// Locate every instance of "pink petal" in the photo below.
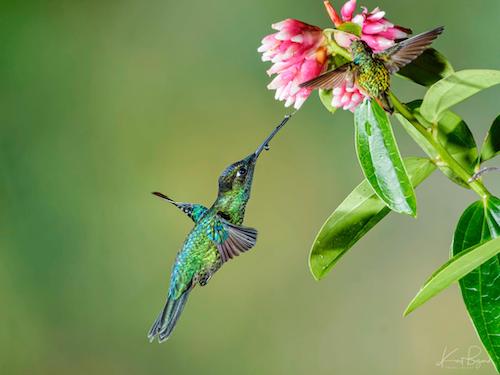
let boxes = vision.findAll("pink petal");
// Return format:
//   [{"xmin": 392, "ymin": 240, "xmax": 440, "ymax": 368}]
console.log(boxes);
[
  {"xmin": 363, "ymin": 22, "xmax": 387, "ymax": 34},
  {"xmin": 351, "ymin": 14, "xmax": 365, "ymax": 26},
  {"xmin": 343, "ymin": 99, "xmax": 356, "ymax": 111},
  {"xmin": 340, "ymin": 93, "xmax": 350, "ymax": 105},
  {"xmin": 334, "ymin": 30, "xmax": 356, "ymax": 48},
  {"xmin": 351, "ymin": 92, "xmax": 362, "ymax": 103},
  {"xmin": 294, "ymin": 93, "xmax": 308, "ymax": 109},
  {"xmin": 373, "ymin": 36, "xmax": 394, "ymax": 50},
  {"xmin": 267, "ymin": 75, "xmax": 284, "ymax": 90},
  {"xmin": 341, "ymin": 0, "xmax": 357, "ymax": 22},
  {"xmin": 378, "ymin": 28, "xmax": 408, "ymax": 40},
  {"xmin": 271, "ymin": 20, "xmax": 287, "ymax": 31},
  {"xmin": 367, "ymin": 9, "xmax": 385, "ymax": 21},
  {"xmin": 275, "ymin": 30, "xmax": 292, "ymax": 41},
  {"xmin": 334, "ymin": 87, "xmax": 344, "ymax": 96},
  {"xmin": 332, "ymin": 95, "xmax": 342, "ymax": 107},
  {"xmin": 274, "ymin": 86, "xmax": 283, "ymax": 100}
]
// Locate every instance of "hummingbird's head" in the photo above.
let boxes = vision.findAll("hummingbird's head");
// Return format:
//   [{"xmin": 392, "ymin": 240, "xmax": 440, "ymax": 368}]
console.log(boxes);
[
  {"xmin": 218, "ymin": 113, "xmax": 291, "ymax": 195},
  {"xmin": 350, "ymin": 39, "xmax": 371, "ymax": 63},
  {"xmin": 215, "ymin": 114, "xmax": 292, "ymax": 218},
  {"xmin": 218, "ymin": 153, "xmax": 258, "ymax": 195},
  {"xmin": 215, "ymin": 153, "xmax": 258, "ymax": 221}
]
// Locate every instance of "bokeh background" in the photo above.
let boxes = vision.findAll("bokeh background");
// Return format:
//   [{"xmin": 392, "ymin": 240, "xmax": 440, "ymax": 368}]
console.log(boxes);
[{"xmin": 1, "ymin": 0, "xmax": 499, "ymax": 374}]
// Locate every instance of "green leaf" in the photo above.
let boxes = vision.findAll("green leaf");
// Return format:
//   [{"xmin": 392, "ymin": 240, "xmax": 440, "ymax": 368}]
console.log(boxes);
[
  {"xmin": 354, "ymin": 99, "xmax": 417, "ymax": 216},
  {"xmin": 309, "ymin": 157, "xmax": 435, "ymax": 280},
  {"xmin": 318, "ymin": 89, "xmax": 337, "ymax": 114},
  {"xmin": 404, "ymin": 237, "xmax": 500, "ymax": 317},
  {"xmin": 452, "ymin": 196, "xmax": 500, "ymax": 372},
  {"xmin": 480, "ymin": 115, "xmax": 500, "ymax": 163},
  {"xmin": 336, "ymin": 22, "xmax": 361, "ymax": 37},
  {"xmin": 395, "ymin": 101, "xmax": 478, "ymax": 188},
  {"xmin": 421, "ymin": 69, "xmax": 500, "ymax": 123},
  {"xmin": 397, "ymin": 48, "xmax": 454, "ymax": 87}
]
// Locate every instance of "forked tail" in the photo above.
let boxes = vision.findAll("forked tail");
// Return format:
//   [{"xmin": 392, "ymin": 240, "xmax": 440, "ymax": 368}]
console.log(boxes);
[{"xmin": 148, "ymin": 288, "xmax": 192, "ymax": 343}]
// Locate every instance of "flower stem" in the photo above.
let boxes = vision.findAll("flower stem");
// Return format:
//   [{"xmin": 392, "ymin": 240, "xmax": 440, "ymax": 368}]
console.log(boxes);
[
  {"xmin": 323, "ymin": 29, "xmax": 352, "ymax": 61},
  {"xmin": 389, "ymin": 92, "xmax": 491, "ymax": 200}
]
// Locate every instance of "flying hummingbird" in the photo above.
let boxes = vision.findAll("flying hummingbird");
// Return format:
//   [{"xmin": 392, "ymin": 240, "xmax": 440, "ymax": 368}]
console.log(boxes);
[
  {"xmin": 300, "ymin": 26, "xmax": 444, "ymax": 113},
  {"xmin": 148, "ymin": 114, "xmax": 293, "ymax": 342}
]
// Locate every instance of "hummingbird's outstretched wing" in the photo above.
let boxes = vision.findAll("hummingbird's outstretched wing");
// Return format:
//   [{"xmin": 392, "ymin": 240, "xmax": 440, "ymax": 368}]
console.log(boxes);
[
  {"xmin": 209, "ymin": 215, "xmax": 258, "ymax": 263},
  {"xmin": 377, "ymin": 26, "xmax": 444, "ymax": 74},
  {"xmin": 152, "ymin": 192, "xmax": 208, "ymax": 223},
  {"xmin": 299, "ymin": 63, "xmax": 355, "ymax": 89}
]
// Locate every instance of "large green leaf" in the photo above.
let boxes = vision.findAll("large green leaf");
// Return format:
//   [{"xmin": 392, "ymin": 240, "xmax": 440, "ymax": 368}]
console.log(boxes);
[
  {"xmin": 397, "ymin": 48, "xmax": 453, "ymax": 87},
  {"xmin": 452, "ymin": 196, "xmax": 500, "ymax": 371},
  {"xmin": 355, "ymin": 99, "xmax": 417, "ymax": 216},
  {"xmin": 310, "ymin": 157, "xmax": 435, "ymax": 280},
  {"xmin": 395, "ymin": 101, "xmax": 478, "ymax": 188},
  {"xmin": 404, "ymin": 237, "xmax": 500, "ymax": 316},
  {"xmin": 480, "ymin": 115, "xmax": 500, "ymax": 164},
  {"xmin": 421, "ymin": 69, "xmax": 500, "ymax": 123}
]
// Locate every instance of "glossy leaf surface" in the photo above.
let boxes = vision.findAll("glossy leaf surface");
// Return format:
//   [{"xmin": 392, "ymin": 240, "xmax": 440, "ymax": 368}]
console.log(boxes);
[
  {"xmin": 397, "ymin": 48, "xmax": 453, "ymax": 87},
  {"xmin": 355, "ymin": 99, "xmax": 416, "ymax": 215},
  {"xmin": 404, "ymin": 236, "xmax": 500, "ymax": 317},
  {"xmin": 480, "ymin": 115, "xmax": 500, "ymax": 164},
  {"xmin": 421, "ymin": 69, "xmax": 500, "ymax": 123},
  {"xmin": 451, "ymin": 197, "xmax": 500, "ymax": 372},
  {"xmin": 310, "ymin": 157, "xmax": 435, "ymax": 280}
]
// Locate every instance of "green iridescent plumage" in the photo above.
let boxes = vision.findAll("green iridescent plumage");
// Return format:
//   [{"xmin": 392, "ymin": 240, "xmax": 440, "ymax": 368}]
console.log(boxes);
[
  {"xmin": 300, "ymin": 26, "xmax": 444, "ymax": 112},
  {"xmin": 148, "ymin": 115, "xmax": 292, "ymax": 342}
]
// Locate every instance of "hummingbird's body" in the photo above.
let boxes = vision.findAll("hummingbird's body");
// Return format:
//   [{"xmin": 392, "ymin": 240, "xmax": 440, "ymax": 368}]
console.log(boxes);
[
  {"xmin": 148, "ymin": 115, "xmax": 292, "ymax": 342},
  {"xmin": 164, "ymin": 181, "xmax": 252, "ymax": 298},
  {"xmin": 300, "ymin": 26, "xmax": 444, "ymax": 112},
  {"xmin": 352, "ymin": 45, "xmax": 391, "ymax": 103}
]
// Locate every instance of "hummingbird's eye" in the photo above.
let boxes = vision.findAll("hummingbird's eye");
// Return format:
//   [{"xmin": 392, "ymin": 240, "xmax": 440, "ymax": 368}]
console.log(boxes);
[{"xmin": 236, "ymin": 167, "xmax": 247, "ymax": 177}]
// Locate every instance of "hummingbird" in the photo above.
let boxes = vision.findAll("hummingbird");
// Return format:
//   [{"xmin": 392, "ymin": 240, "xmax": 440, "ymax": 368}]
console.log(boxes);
[
  {"xmin": 148, "ymin": 113, "xmax": 293, "ymax": 342},
  {"xmin": 300, "ymin": 26, "xmax": 444, "ymax": 113}
]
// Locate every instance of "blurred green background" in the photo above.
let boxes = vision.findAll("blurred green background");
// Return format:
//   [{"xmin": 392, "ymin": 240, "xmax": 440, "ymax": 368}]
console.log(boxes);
[{"xmin": 1, "ymin": 0, "xmax": 499, "ymax": 374}]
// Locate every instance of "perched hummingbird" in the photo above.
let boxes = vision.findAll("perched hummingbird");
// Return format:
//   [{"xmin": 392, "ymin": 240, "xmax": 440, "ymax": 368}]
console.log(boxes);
[
  {"xmin": 300, "ymin": 26, "xmax": 444, "ymax": 113},
  {"xmin": 148, "ymin": 114, "xmax": 293, "ymax": 342}
]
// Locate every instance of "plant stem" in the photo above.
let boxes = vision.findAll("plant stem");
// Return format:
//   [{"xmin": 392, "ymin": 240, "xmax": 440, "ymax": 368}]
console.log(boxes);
[
  {"xmin": 323, "ymin": 29, "xmax": 352, "ymax": 61},
  {"xmin": 389, "ymin": 92, "xmax": 491, "ymax": 200}
]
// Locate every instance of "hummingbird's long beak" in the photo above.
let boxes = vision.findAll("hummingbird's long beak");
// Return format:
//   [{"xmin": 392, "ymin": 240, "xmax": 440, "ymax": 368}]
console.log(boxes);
[{"xmin": 254, "ymin": 112, "xmax": 295, "ymax": 158}]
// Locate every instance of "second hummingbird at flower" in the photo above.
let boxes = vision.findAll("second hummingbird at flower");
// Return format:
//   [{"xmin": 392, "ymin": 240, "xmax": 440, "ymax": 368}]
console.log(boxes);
[{"xmin": 300, "ymin": 26, "xmax": 444, "ymax": 113}]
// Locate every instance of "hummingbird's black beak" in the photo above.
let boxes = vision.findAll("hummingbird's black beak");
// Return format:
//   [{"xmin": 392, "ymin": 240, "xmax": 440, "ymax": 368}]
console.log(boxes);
[{"xmin": 253, "ymin": 113, "xmax": 294, "ymax": 159}]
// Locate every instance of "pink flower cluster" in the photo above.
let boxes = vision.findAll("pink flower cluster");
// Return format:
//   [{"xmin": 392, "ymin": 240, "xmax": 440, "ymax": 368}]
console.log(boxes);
[
  {"xmin": 258, "ymin": 19, "xmax": 327, "ymax": 109},
  {"xmin": 258, "ymin": 0, "xmax": 411, "ymax": 112}
]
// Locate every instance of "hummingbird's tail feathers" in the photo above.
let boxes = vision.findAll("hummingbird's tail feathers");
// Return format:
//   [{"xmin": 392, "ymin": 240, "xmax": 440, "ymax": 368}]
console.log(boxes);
[
  {"xmin": 148, "ymin": 307, "xmax": 166, "ymax": 342},
  {"xmin": 159, "ymin": 290, "xmax": 190, "ymax": 342},
  {"xmin": 148, "ymin": 288, "xmax": 192, "ymax": 343},
  {"xmin": 380, "ymin": 26, "xmax": 444, "ymax": 74},
  {"xmin": 376, "ymin": 93, "xmax": 394, "ymax": 114}
]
